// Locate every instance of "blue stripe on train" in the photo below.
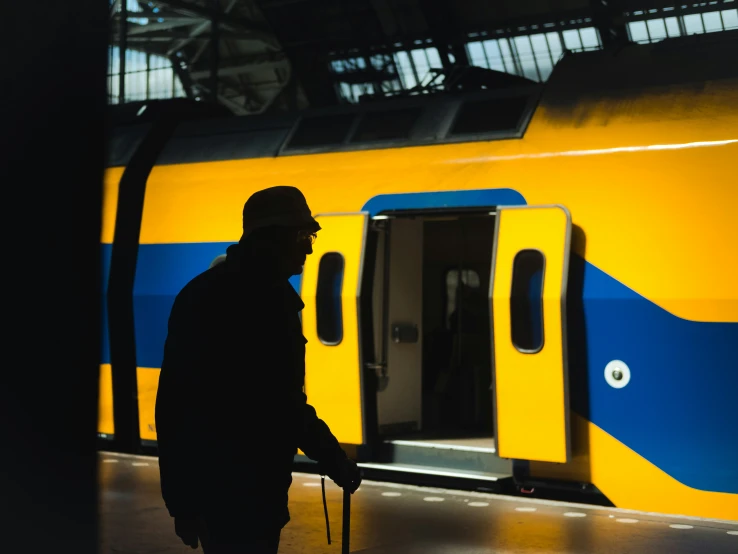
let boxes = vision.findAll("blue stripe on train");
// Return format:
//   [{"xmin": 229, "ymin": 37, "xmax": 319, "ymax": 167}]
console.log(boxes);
[
  {"xmin": 572, "ymin": 257, "xmax": 738, "ymax": 494},
  {"xmin": 111, "ymin": 188, "xmax": 738, "ymax": 495},
  {"xmin": 127, "ymin": 242, "xmax": 302, "ymax": 371},
  {"xmin": 361, "ymin": 188, "xmax": 526, "ymax": 215}
]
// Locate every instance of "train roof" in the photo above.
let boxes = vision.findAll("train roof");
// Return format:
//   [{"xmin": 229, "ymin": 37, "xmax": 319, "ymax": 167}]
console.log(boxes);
[{"xmin": 106, "ymin": 30, "xmax": 738, "ymax": 168}]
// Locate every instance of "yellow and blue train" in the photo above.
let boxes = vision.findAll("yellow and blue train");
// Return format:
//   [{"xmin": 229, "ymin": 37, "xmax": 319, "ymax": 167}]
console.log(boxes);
[{"xmin": 99, "ymin": 32, "xmax": 738, "ymax": 522}]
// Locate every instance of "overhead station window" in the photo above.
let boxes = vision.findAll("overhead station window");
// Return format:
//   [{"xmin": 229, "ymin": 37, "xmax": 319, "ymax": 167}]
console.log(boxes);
[
  {"xmin": 316, "ymin": 253, "xmax": 345, "ymax": 345},
  {"xmin": 449, "ymin": 95, "xmax": 529, "ymax": 136},
  {"xmin": 510, "ymin": 249, "xmax": 545, "ymax": 353},
  {"xmin": 350, "ymin": 108, "xmax": 422, "ymax": 143},
  {"xmin": 285, "ymin": 113, "xmax": 355, "ymax": 149}
]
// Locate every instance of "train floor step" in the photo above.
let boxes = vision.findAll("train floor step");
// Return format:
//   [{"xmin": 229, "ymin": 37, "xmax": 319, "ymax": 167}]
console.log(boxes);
[{"xmin": 380, "ymin": 436, "xmax": 513, "ymax": 476}]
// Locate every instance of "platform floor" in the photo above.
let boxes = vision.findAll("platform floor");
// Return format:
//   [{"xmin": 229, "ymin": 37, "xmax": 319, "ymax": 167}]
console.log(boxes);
[{"xmin": 99, "ymin": 452, "xmax": 738, "ymax": 553}]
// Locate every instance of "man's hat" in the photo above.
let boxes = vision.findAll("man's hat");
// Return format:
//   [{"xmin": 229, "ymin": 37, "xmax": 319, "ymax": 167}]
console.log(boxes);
[{"xmin": 241, "ymin": 186, "xmax": 321, "ymax": 239}]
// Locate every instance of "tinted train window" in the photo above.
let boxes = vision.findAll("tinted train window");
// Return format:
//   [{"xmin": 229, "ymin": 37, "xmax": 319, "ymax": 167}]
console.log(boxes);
[
  {"xmin": 510, "ymin": 249, "xmax": 545, "ymax": 353},
  {"xmin": 316, "ymin": 253, "xmax": 345, "ymax": 345},
  {"xmin": 286, "ymin": 114, "xmax": 355, "ymax": 149},
  {"xmin": 449, "ymin": 96, "xmax": 529, "ymax": 136},
  {"xmin": 350, "ymin": 108, "xmax": 422, "ymax": 143}
]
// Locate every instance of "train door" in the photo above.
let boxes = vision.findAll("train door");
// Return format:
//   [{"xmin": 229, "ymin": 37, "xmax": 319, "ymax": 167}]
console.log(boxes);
[
  {"xmin": 490, "ymin": 205, "xmax": 572, "ymax": 463},
  {"xmin": 300, "ymin": 205, "xmax": 571, "ymax": 477},
  {"xmin": 367, "ymin": 211, "xmax": 512, "ymax": 482},
  {"xmin": 301, "ymin": 213, "xmax": 369, "ymax": 448},
  {"xmin": 372, "ymin": 212, "xmax": 498, "ymax": 441}
]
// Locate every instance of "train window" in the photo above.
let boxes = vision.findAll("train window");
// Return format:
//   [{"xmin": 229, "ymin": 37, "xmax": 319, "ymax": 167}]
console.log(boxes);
[
  {"xmin": 446, "ymin": 269, "xmax": 481, "ymax": 329},
  {"xmin": 350, "ymin": 108, "xmax": 422, "ymax": 143},
  {"xmin": 316, "ymin": 253, "xmax": 345, "ymax": 345},
  {"xmin": 510, "ymin": 249, "xmax": 545, "ymax": 353},
  {"xmin": 449, "ymin": 95, "xmax": 529, "ymax": 136},
  {"xmin": 285, "ymin": 113, "xmax": 356, "ymax": 149}
]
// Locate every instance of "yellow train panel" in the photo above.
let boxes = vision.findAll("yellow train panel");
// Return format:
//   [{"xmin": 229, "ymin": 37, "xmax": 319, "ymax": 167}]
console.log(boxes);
[
  {"xmin": 97, "ymin": 363, "xmax": 114, "ymax": 436},
  {"xmin": 101, "ymin": 167, "xmax": 123, "ymax": 244},
  {"xmin": 138, "ymin": 138, "xmax": 738, "ymax": 322},
  {"xmin": 137, "ymin": 367, "xmax": 160, "ymax": 442}
]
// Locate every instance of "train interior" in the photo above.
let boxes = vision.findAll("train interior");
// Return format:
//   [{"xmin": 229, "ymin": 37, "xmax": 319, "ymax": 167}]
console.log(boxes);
[{"xmin": 369, "ymin": 211, "xmax": 513, "ymax": 480}]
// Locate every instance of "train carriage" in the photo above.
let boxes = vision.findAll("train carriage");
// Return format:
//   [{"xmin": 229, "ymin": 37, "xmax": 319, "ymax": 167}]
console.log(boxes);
[{"xmin": 99, "ymin": 32, "xmax": 738, "ymax": 522}]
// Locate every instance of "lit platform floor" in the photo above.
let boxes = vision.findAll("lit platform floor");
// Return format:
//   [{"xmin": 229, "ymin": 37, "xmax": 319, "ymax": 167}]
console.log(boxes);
[{"xmin": 99, "ymin": 452, "xmax": 738, "ymax": 553}]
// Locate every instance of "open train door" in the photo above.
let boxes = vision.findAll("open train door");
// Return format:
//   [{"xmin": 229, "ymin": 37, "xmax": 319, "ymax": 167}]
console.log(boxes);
[
  {"xmin": 490, "ymin": 205, "xmax": 572, "ymax": 463},
  {"xmin": 301, "ymin": 213, "xmax": 369, "ymax": 448}
]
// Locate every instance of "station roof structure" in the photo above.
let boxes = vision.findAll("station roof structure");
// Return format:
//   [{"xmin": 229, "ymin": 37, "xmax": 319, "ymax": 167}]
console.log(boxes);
[{"xmin": 110, "ymin": 0, "xmax": 738, "ymax": 113}]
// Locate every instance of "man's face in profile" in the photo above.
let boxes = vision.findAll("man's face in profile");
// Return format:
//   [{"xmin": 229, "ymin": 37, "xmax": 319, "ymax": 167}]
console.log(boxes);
[
  {"xmin": 277, "ymin": 226, "xmax": 316, "ymax": 276},
  {"xmin": 250, "ymin": 225, "xmax": 317, "ymax": 277}
]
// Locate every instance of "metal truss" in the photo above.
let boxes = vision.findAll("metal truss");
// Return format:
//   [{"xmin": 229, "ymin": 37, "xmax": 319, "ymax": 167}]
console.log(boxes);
[{"xmin": 109, "ymin": 0, "xmax": 292, "ymax": 114}]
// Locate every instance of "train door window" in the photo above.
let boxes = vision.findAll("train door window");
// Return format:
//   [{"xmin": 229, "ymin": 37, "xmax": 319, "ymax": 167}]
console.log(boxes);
[
  {"xmin": 510, "ymin": 249, "xmax": 545, "ymax": 353},
  {"xmin": 445, "ymin": 268, "xmax": 481, "ymax": 328},
  {"xmin": 316, "ymin": 253, "xmax": 345, "ymax": 345}
]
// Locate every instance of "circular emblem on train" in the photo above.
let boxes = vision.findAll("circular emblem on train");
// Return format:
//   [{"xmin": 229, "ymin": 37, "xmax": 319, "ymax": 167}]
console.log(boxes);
[{"xmin": 604, "ymin": 360, "xmax": 631, "ymax": 389}]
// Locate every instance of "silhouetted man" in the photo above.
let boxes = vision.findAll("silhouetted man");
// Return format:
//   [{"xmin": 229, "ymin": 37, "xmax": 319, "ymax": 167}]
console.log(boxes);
[{"xmin": 155, "ymin": 186, "xmax": 362, "ymax": 553}]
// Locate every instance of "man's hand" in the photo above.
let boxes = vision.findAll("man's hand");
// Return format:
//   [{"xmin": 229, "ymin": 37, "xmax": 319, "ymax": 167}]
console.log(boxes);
[
  {"xmin": 330, "ymin": 457, "xmax": 362, "ymax": 494},
  {"xmin": 174, "ymin": 517, "xmax": 199, "ymax": 549}
]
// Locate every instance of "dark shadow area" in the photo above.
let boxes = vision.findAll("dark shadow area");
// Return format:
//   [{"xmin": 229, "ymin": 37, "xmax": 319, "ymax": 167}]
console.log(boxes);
[
  {"xmin": 1, "ymin": 1, "xmax": 108, "ymax": 551},
  {"xmin": 567, "ymin": 225, "xmax": 591, "ymax": 432},
  {"xmin": 421, "ymin": 216, "xmax": 496, "ymax": 438},
  {"xmin": 539, "ymin": 32, "xmax": 738, "ymax": 120}
]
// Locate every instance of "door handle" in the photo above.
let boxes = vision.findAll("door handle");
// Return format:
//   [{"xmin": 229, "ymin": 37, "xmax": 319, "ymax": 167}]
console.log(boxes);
[{"xmin": 365, "ymin": 362, "xmax": 389, "ymax": 392}]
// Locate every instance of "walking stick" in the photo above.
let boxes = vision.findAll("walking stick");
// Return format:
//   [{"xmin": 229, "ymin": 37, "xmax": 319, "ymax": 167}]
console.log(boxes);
[{"xmin": 342, "ymin": 488, "xmax": 351, "ymax": 554}]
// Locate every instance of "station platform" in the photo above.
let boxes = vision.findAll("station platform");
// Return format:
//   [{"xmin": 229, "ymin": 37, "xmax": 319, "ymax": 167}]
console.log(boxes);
[{"xmin": 99, "ymin": 452, "xmax": 738, "ymax": 553}]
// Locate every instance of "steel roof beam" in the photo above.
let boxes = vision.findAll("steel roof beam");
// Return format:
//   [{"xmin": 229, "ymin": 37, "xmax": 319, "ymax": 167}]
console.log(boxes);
[
  {"xmin": 112, "ymin": 29, "xmax": 246, "ymax": 40},
  {"xmin": 166, "ymin": 20, "xmax": 211, "ymax": 55},
  {"xmin": 150, "ymin": 0, "xmax": 269, "ymax": 34},
  {"xmin": 165, "ymin": 1, "xmax": 239, "ymax": 57},
  {"xmin": 125, "ymin": 20, "xmax": 203, "ymax": 34},
  {"xmin": 111, "ymin": 13, "xmax": 200, "ymax": 22},
  {"xmin": 189, "ymin": 53, "xmax": 287, "ymax": 78}
]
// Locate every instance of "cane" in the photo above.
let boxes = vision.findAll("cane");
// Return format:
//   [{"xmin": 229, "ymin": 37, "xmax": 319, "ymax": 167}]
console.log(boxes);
[{"xmin": 342, "ymin": 488, "xmax": 351, "ymax": 554}]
